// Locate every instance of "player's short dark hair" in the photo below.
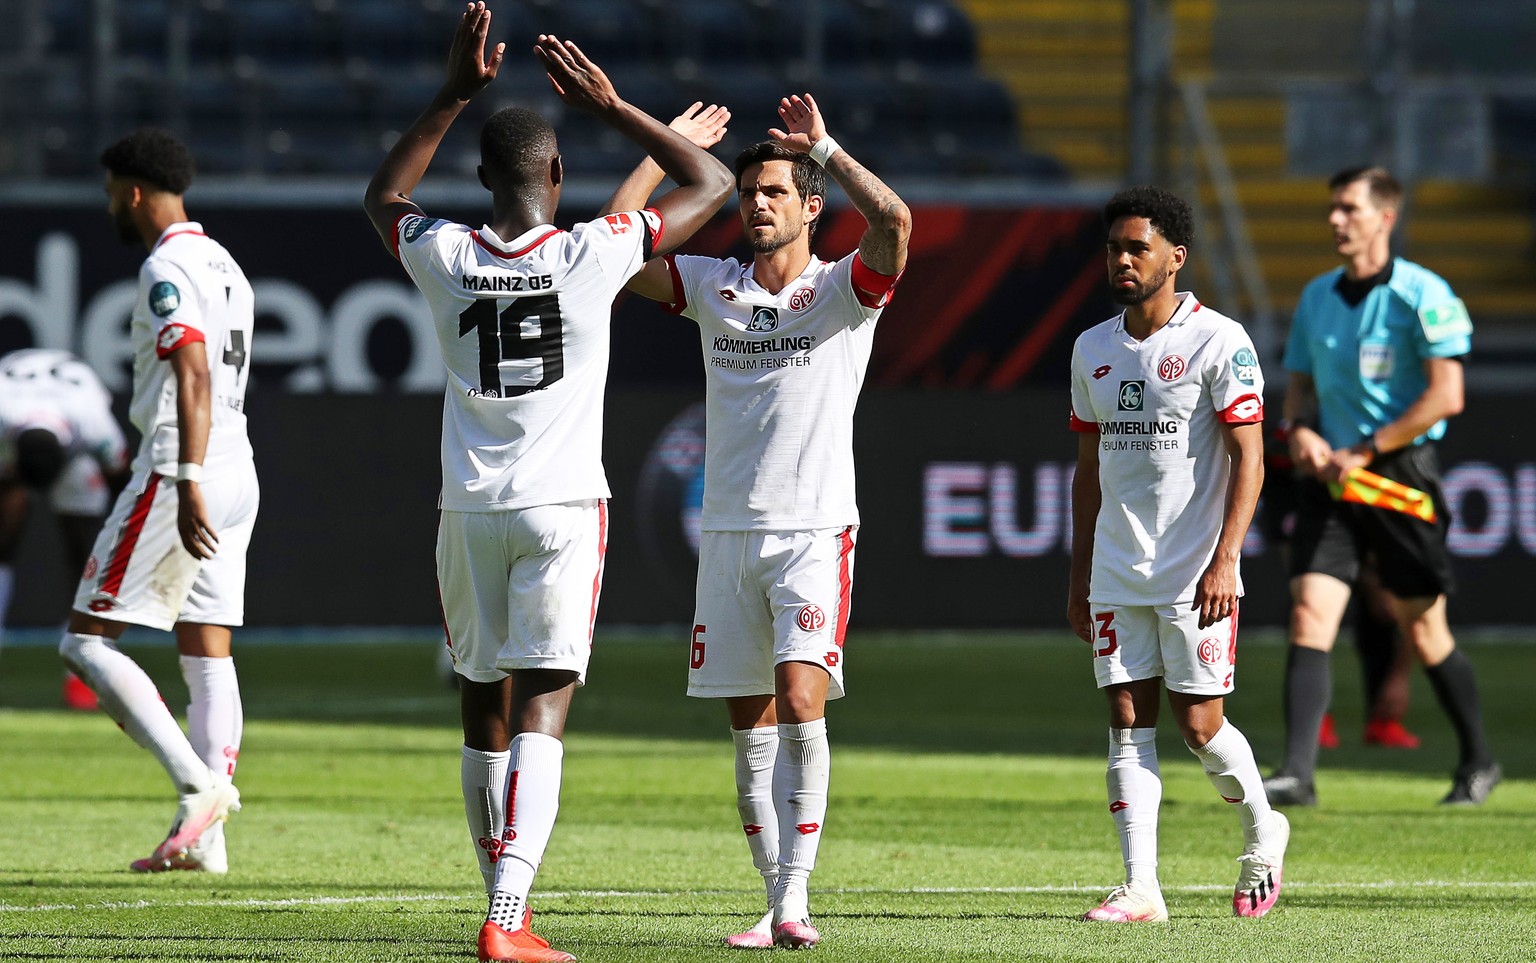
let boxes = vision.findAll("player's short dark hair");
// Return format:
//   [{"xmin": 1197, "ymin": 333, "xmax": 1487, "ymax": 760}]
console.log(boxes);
[
  {"xmin": 480, "ymin": 107, "xmax": 559, "ymax": 190},
  {"xmin": 1329, "ymin": 165, "xmax": 1403, "ymax": 210},
  {"xmin": 99, "ymin": 127, "xmax": 195, "ymax": 195},
  {"xmin": 734, "ymin": 141, "xmax": 827, "ymax": 238},
  {"xmin": 13, "ymin": 428, "xmax": 66, "ymax": 490},
  {"xmin": 1103, "ymin": 186, "xmax": 1194, "ymax": 249}
]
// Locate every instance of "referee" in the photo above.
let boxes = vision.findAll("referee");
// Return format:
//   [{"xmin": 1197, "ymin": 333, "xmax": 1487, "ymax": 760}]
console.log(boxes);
[{"xmin": 1263, "ymin": 166, "xmax": 1500, "ymax": 807}]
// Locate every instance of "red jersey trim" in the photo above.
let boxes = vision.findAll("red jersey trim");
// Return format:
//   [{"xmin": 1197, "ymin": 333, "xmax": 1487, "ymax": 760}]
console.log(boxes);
[
  {"xmin": 155, "ymin": 323, "xmax": 206, "ymax": 359},
  {"xmin": 1220, "ymin": 393, "xmax": 1264, "ymax": 424},
  {"xmin": 643, "ymin": 206, "xmax": 664, "ymax": 260},
  {"xmin": 851, "ymin": 254, "xmax": 903, "ymax": 309},
  {"xmin": 834, "ymin": 526, "xmax": 855, "ymax": 648},
  {"xmin": 389, "ymin": 211, "xmax": 414, "ymax": 261},
  {"xmin": 662, "ymin": 255, "xmax": 688, "ymax": 315},
  {"xmin": 1069, "ymin": 411, "xmax": 1100, "ymax": 433},
  {"xmin": 153, "ymin": 229, "xmax": 207, "ymax": 253},
  {"xmin": 473, "ymin": 228, "xmax": 562, "ymax": 259}
]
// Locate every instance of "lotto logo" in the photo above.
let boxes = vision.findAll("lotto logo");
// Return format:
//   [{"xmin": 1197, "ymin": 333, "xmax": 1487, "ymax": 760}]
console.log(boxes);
[
  {"xmin": 789, "ymin": 286, "xmax": 816, "ymax": 311},
  {"xmin": 795, "ymin": 822, "xmax": 820, "ymax": 835},
  {"xmin": 158, "ymin": 325, "xmax": 186, "ymax": 351},
  {"xmin": 797, "ymin": 605, "xmax": 825, "ymax": 631},
  {"xmin": 1092, "ymin": 364, "xmax": 1113, "ymax": 380},
  {"xmin": 604, "ymin": 212, "xmax": 633, "ymax": 234},
  {"xmin": 1108, "ymin": 800, "xmax": 1128, "ymax": 814},
  {"xmin": 1198, "ymin": 638, "xmax": 1222, "ymax": 664},
  {"xmin": 1158, "ymin": 355, "xmax": 1186, "ymax": 381},
  {"xmin": 743, "ymin": 824, "xmax": 764, "ymax": 837},
  {"xmin": 824, "ymin": 651, "xmax": 839, "ymax": 667},
  {"xmin": 88, "ymin": 598, "xmax": 115, "ymax": 613}
]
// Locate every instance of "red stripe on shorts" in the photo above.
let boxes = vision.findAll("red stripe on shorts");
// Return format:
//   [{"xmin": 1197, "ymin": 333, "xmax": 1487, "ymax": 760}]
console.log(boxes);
[
  {"xmin": 99, "ymin": 477, "xmax": 161, "ymax": 598},
  {"xmin": 834, "ymin": 526, "xmax": 854, "ymax": 647},
  {"xmin": 587, "ymin": 501, "xmax": 609, "ymax": 642}
]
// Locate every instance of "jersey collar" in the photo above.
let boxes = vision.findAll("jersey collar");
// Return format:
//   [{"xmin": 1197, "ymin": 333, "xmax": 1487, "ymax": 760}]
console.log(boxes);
[
  {"xmin": 151, "ymin": 221, "xmax": 205, "ymax": 253},
  {"xmin": 1114, "ymin": 291, "xmax": 1200, "ymax": 333},
  {"xmin": 741, "ymin": 255, "xmax": 825, "ymax": 297},
  {"xmin": 475, "ymin": 224, "xmax": 561, "ymax": 258}
]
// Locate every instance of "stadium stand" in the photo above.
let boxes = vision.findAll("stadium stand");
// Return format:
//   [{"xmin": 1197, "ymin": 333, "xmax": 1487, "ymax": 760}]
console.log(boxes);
[{"xmin": 4, "ymin": 0, "xmax": 1052, "ymax": 181}]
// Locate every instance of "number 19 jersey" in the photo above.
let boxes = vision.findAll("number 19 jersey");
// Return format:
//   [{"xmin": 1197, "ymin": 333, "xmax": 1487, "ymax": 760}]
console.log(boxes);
[{"xmin": 396, "ymin": 210, "xmax": 661, "ymax": 512}]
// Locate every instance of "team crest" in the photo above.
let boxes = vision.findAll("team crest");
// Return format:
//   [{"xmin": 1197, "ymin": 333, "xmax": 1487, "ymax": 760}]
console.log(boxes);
[
  {"xmin": 1117, "ymin": 380, "xmax": 1145, "ymax": 411},
  {"xmin": 797, "ymin": 604, "xmax": 826, "ymax": 631},
  {"xmin": 149, "ymin": 281, "xmax": 180, "ymax": 317},
  {"xmin": 789, "ymin": 286, "xmax": 816, "ymax": 311},
  {"xmin": 1198, "ymin": 638, "xmax": 1222, "ymax": 664},
  {"xmin": 747, "ymin": 306, "xmax": 780, "ymax": 332},
  {"xmin": 1157, "ymin": 355, "xmax": 1186, "ymax": 381}
]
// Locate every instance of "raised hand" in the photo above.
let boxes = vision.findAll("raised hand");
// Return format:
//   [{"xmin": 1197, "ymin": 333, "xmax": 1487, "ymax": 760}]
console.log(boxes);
[
  {"xmin": 534, "ymin": 34, "xmax": 621, "ymax": 114},
  {"xmin": 670, "ymin": 102, "xmax": 730, "ymax": 150},
  {"xmin": 444, "ymin": 2, "xmax": 505, "ymax": 101},
  {"xmin": 768, "ymin": 93, "xmax": 827, "ymax": 153}
]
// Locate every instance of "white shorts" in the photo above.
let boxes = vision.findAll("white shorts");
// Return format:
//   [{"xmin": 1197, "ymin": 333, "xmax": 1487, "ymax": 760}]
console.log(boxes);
[
  {"xmin": 437, "ymin": 500, "xmax": 608, "ymax": 685},
  {"xmin": 687, "ymin": 527, "xmax": 855, "ymax": 700},
  {"xmin": 74, "ymin": 460, "xmax": 259, "ymax": 631},
  {"xmin": 50, "ymin": 454, "xmax": 112, "ymax": 516},
  {"xmin": 1089, "ymin": 601, "xmax": 1239, "ymax": 696}
]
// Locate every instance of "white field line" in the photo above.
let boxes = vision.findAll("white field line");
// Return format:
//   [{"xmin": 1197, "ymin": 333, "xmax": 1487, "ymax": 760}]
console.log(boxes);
[{"xmin": 2, "ymin": 879, "xmax": 1533, "ymax": 913}]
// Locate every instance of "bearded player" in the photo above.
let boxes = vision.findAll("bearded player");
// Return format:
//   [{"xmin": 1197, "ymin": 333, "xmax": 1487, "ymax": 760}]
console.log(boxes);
[{"xmin": 1068, "ymin": 186, "xmax": 1289, "ymax": 922}]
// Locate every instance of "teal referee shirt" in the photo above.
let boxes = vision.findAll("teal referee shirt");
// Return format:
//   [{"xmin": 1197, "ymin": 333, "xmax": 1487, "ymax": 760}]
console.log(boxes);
[{"xmin": 1283, "ymin": 257, "xmax": 1472, "ymax": 450}]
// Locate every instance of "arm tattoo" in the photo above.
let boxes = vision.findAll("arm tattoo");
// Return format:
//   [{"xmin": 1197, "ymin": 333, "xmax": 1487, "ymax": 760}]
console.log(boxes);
[{"xmin": 825, "ymin": 151, "xmax": 910, "ymax": 275}]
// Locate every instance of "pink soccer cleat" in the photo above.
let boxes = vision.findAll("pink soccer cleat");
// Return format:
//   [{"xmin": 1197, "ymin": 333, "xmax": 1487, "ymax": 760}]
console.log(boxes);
[
  {"xmin": 724, "ymin": 912, "xmax": 775, "ymax": 949},
  {"xmin": 148, "ymin": 782, "xmax": 240, "ymax": 867},
  {"xmin": 1234, "ymin": 811, "xmax": 1290, "ymax": 918},
  {"xmin": 772, "ymin": 919, "xmax": 821, "ymax": 950},
  {"xmin": 1082, "ymin": 882, "xmax": 1168, "ymax": 922}
]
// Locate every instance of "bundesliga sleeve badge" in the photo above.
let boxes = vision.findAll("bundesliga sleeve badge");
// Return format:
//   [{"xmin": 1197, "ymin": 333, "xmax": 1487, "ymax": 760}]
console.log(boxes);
[{"xmin": 149, "ymin": 281, "xmax": 181, "ymax": 317}]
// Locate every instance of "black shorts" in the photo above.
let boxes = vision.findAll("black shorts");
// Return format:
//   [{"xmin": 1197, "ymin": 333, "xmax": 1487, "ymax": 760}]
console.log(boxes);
[{"xmin": 1288, "ymin": 443, "xmax": 1456, "ymax": 598}]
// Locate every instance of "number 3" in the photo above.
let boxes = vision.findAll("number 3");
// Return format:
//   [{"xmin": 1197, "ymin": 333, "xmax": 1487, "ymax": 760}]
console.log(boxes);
[{"xmin": 1094, "ymin": 612, "xmax": 1118, "ymax": 657}]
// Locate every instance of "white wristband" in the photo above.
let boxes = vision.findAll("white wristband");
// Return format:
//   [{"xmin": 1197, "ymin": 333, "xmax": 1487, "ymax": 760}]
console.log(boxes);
[
  {"xmin": 175, "ymin": 462, "xmax": 203, "ymax": 484},
  {"xmin": 807, "ymin": 135, "xmax": 841, "ymax": 167}
]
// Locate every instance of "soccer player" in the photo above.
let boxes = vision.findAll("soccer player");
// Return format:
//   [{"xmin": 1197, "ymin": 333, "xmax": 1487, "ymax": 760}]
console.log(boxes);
[
  {"xmin": 61, "ymin": 128, "xmax": 258, "ymax": 874},
  {"xmin": 362, "ymin": 7, "xmax": 732, "ymax": 962},
  {"xmin": 609, "ymin": 93, "xmax": 911, "ymax": 949},
  {"xmin": 1263, "ymin": 166, "xmax": 1500, "ymax": 807},
  {"xmin": 1068, "ymin": 187, "xmax": 1289, "ymax": 922},
  {"xmin": 0, "ymin": 348, "xmax": 130, "ymax": 709}
]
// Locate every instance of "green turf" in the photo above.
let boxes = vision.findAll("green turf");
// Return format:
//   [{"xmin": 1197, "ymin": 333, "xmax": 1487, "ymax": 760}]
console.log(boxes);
[{"xmin": 0, "ymin": 631, "xmax": 1531, "ymax": 962}]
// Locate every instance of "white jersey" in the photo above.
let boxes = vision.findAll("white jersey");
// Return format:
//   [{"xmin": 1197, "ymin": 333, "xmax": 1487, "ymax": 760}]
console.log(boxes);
[
  {"xmin": 1069, "ymin": 293, "xmax": 1264, "ymax": 605},
  {"xmin": 0, "ymin": 349, "xmax": 127, "ymax": 476},
  {"xmin": 129, "ymin": 222, "xmax": 255, "ymax": 478},
  {"xmin": 663, "ymin": 252, "xmax": 898, "ymax": 530},
  {"xmin": 395, "ymin": 209, "xmax": 662, "ymax": 512}
]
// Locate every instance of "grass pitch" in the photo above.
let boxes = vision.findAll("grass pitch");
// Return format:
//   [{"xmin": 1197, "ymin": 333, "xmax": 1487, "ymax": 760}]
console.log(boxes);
[{"xmin": 0, "ymin": 629, "xmax": 1531, "ymax": 962}]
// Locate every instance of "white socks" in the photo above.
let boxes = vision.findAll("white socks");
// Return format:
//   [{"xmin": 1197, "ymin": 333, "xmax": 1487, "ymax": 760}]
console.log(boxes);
[
  {"xmin": 488, "ymin": 732, "xmax": 564, "ymax": 925},
  {"xmin": 732, "ymin": 726, "xmax": 781, "ymax": 911},
  {"xmin": 180, "ymin": 655, "xmax": 242, "ymax": 783},
  {"xmin": 462, "ymin": 746, "xmax": 511, "ymax": 896},
  {"xmin": 1107, "ymin": 727, "xmax": 1161, "ymax": 886},
  {"xmin": 60, "ymin": 633, "xmax": 214, "ymax": 795},
  {"xmin": 772, "ymin": 718, "xmax": 830, "ymax": 924},
  {"xmin": 1186, "ymin": 718, "xmax": 1277, "ymax": 850}
]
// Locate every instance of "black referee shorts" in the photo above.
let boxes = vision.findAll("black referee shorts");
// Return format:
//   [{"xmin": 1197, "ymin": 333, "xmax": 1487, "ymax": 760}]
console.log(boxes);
[{"xmin": 1288, "ymin": 443, "xmax": 1456, "ymax": 598}]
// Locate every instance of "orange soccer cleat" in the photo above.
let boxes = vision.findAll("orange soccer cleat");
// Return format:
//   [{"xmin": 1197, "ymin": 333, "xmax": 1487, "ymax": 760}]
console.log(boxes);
[{"xmin": 478, "ymin": 918, "xmax": 576, "ymax": 963}]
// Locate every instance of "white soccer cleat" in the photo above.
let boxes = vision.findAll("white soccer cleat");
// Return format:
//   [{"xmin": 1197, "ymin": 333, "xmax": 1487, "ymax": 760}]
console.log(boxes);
[
  {"xmin": 723, "ymin": 911, "xmax": 774, "ymax": 949},
  {"xmin": 772, "ymin": 919, "xmax": 821, "ymax": 950},
  {"xmin": 1234, "ymin": 811, "xmax": 1289, "ymax": 918},
  {"xmin": 146, "ymin": 782, "xmax": 241, "ymax": 867},
  {"xmin": 1082, "ymin": 881, "xmax": 1169, "ymax": 922}
]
